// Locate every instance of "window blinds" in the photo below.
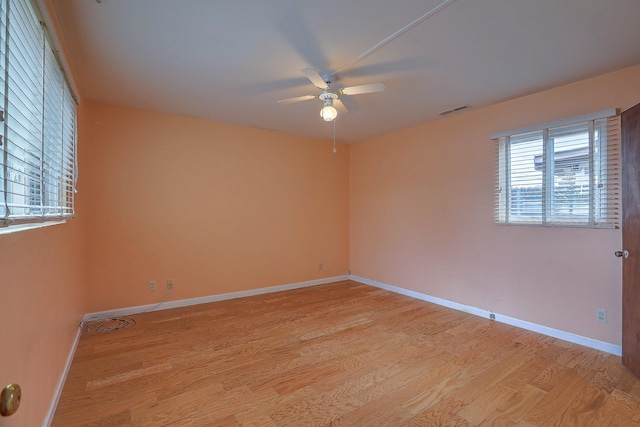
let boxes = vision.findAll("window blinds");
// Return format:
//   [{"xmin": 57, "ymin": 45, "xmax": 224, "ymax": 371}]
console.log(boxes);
[
  {"xmin": 0, "ymin": 0, "xmax": 77, "ymax": 227},
  {"xmin": 493, "ymin": 110, "xmax": 620, "ymax": 228}
]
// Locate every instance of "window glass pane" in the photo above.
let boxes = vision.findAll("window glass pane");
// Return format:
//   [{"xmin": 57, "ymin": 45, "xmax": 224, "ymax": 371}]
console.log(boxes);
[
  {"xmin": 5, "ymin": 0, "xmax": 44, "ymax": 218},
  {"xmin": 43, "ymin": 36, "xmax": 64, "ymax": 215},
  {"xmin": 509, "ymin": 131, "xmax": 543, "ymax": 222},
  {"xmin": 549, "ymin": 122, "xmax": 590, "ymax": 223},
  {"xmin": 593, "ymin": 118, "xmax": 607, "ymax": 223}
]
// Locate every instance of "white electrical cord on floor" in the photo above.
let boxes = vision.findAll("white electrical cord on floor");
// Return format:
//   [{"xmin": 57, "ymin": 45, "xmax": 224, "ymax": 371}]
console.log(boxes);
[{"xmin": 80, "ymin": 287, "xmax": 173, "ymax": 334}]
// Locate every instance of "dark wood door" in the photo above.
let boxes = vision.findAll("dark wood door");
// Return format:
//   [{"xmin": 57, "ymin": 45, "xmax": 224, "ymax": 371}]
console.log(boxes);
[{"xmin": 622, "ymin": 102, "xmax": 640, "ymax": 376}]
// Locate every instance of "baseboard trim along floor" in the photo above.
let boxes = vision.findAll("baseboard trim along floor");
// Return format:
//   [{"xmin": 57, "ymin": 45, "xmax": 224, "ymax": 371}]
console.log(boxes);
[
  {"xmin": 43, "ymin": 328, "xmax": 82, "ymax": 427},
  {"xmin": 351, "ymin": 275, "xmax": 622, "ymax": 356},
  {"xmin": 83, "ymin": 275, "xmax": 350, "ymax": 320}
]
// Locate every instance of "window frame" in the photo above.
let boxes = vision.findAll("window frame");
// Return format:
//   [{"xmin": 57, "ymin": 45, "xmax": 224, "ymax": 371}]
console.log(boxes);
[{"xmin": 491, "ymin": 109, "xmax": 620, "ymax": 229}]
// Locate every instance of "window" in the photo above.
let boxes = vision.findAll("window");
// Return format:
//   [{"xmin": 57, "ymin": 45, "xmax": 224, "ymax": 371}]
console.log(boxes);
[
  {"xmin": 0, "ymin": 0, "xmax": 77, "ymax": 228},
  {"xmin": 492, "ymin": 109, "xmax": 620, "ymax": 228}
]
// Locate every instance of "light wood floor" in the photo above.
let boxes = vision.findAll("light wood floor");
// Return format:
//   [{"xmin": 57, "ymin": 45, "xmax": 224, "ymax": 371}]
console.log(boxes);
[{"xmin": 53, "ymin": 280, "xmax": 640, "ymax": 426}]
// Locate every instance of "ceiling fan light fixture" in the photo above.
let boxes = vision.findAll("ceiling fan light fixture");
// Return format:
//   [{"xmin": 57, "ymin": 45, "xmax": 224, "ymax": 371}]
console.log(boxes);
[
  {"xmin": 320, "ymin": 102, "xmax": 337, "ymax": 121},
  {"xmin": 319, "ymin": 92, "xmax": 338, "ymax": 121}
]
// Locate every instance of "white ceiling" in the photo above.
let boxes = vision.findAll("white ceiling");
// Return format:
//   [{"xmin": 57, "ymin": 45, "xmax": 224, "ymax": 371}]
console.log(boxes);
[{"xmin": 51, "ymin": 0, "xmax": 640, "ymax": 143}]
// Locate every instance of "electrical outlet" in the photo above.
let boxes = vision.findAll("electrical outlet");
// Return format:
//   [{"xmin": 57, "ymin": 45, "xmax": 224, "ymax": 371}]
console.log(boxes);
[
  {"xmin": 149, "ymin": 280, "xmax": 157, "ymax": 291},
  {"xmin": 489, "ymin": 312, "xmax": 496, "ymax": 320},
  {"xmin": 167, "ymin": 279, "xmax": 174, "ymax": 290},
  {"xmin": 318, "ymin": 263, "xmax": 323, "ymax": 270},
  {"xmin": 596, "ymin": 308, "xmax": 607, "ymax": 324}
]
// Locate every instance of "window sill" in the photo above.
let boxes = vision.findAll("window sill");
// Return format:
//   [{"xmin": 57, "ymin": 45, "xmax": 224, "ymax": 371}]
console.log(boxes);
[
  {"xmin": 0, "ymin": 220, "xmax": 67, "ymax": 235},
  {"xmin": 495, "ymin": 221, "xmax": 617, "ymax": 229}
]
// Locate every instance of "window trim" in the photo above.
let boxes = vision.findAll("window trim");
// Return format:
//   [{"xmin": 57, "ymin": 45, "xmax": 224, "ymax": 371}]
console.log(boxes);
[
  {"xmin": 0, "ymin": 218, "xmax": 64, "ymax": 235},
  {"xmin": 34, "ymin": 0, "xmax": 80, "ymax": 104},
  {"xmin": 490, "ymin": 108, "xmax": 617, "ymax": 140}
]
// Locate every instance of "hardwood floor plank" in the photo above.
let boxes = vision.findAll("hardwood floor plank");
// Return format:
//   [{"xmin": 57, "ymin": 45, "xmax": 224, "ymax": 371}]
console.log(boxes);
[
  {"xmin": 263, "ymin": 365, "xmax": 342, "ymax": 395},
  {"xmin": 452, "ymin": 328, "xmax": 522, "ymax": 367},
  {"xmin": 528, "ymin": 362, "xmax": 573, "ymax": 393},
  {"xmin": 400, "ymin": 361, "xmax": 475, "ymax": 415},
  {"xmin": 360, "ymin": 406, "xmax": 415, "ymax": 427},
  {"xmin": 129, "ymin": 382, "xmax": 240, "ymax": 426},
  {"xmin": 312, "ymin": 345, "xmax": 419, "ymax": 394},
  {"xmin": 481, "ymin": 384, "xmax": 546, "ymax": 426},
  {"xmin": 499, "ymin": 343, "xmax": 564, "ymax": 391},
  {"xmin": 556, "ymin": 381, "xmax": 608, "ymax": 426},
  {"xmin": 452, "ymin": 348, "xmax": 532, "ymax": 404},
  {"xmin": 234, "ymin": 386, "xmax": 318, "ymax": 425},
  {"xmin": 590, "ymin": 388, "xmax": 639, "ymax": 426},
  {"xmin": 269, "ymin": 388, "xmax": 363, "ymax": 427},
  {"xmin": 86, "ymin": 362, "xmax": 172, "ymax": 390},
  {"xmin": 351, "ymin": 365, "xmax": 426, "ymax": 405},
  {"xmin": 240, "ymin": 415, "xmax": 279, "ymax": 427},
  {"xmin": 342, "ymin": 364, "xmax": 457, "ymax": 425},
  {"xmin": 161, "ymin": 418, "xmax": 194, "ymax": 427},
  {"xmin": 152, "ymin": 369, "xmax": 225, "ymax": 402},
  {"xmin": 441, "ymin": 415, "xmax": 476, "ymax": 426},
  {"xmin": 340, "ymin": 398, "xmax": 410, "ymax": 426},
  {"xmin": 53, "ymin": 390, "xmax": 155, "ymax": 426},
  {"xmin": 401, "ymin": 395, "xmax": 466, "ymax": 426},
  {"xmin": 322, "ymin": 362, "xmax": 406, "ymax": 398},
  {"xmin": 457, "ymin": 383, "xmax": 516, "ymax": 425},
  {"xmin": 521, "ymin": 369, "xmax": 591, "ymax": 426},
  {"xmin": 196, "ymin": 414, "xmax": 239, "ymax": 427},
  {"xmin": 323, "ymin": 418, "xmax": 356, "ymax": 427},
  {"xmin": 51, "ymin": 281, "xmax": 639, "ymax": 426}
]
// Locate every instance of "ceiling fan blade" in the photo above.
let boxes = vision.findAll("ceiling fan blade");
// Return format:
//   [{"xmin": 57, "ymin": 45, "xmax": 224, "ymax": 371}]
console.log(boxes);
[
  {"xmin": 339, "ymin": 82, "xmax": 386, "ymax": 96},
  {"xmin": 277, "ymin": 94, "xmax": 316, "ymax": 104},
  {"xmin": 301, "ymin": 67, "xmax": 329, "ymax": 90},
  {"xmin": 334, "ymin": 98, "xmax": 348, "ymax": 114}
]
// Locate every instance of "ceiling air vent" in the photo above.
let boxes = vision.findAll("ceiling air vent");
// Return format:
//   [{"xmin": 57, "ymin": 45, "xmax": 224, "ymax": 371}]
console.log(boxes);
[{"xmin": 439, "ymin": 105, "xmax": 470, "ymax": 116}]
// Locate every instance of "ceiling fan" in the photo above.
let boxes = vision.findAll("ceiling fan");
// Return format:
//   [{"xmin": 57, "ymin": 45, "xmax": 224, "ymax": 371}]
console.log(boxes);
[
  {"xmin": 278, "ymin": 68, "xmax": 386, "ymax": 121},
  {"xmin": 277, "ymin": 0, "xmax": 457, "ymax": 126}
]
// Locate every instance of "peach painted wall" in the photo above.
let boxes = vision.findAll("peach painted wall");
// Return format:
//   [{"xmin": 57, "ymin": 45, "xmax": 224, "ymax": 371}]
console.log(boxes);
[
  {"xmin": 82, "ymin": 102, "xmax": 349, "ymax": 313},
  {"xmin": 0, "ymin": 3, "xmax": 86, "ymax": 423},
  {"xmin": 0, "ymin": 112, "xmax": 85, "ymax": 427},
  {"xmin": 350, "ymin": 64, "xmax": 640, "ymax": 346}
]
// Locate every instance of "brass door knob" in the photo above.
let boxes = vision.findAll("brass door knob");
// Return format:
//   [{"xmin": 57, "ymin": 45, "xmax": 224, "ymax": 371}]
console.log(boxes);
[{"xmin": 0, "ymin": 384, "xmax": 21, "ymax": 416}]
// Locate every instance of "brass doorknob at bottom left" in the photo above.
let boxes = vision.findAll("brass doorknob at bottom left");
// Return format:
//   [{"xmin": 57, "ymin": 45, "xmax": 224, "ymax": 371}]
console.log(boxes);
[{"xmin": 0, "ymin": 384, "xmax": 21, "ymax": 417}]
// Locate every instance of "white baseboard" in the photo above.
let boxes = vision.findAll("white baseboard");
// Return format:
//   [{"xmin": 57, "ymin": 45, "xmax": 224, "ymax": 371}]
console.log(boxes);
[
  {"xmin": 84, "ymin": 275, "xmax": 349, "ymax": 320},
  {"xmin": 43, "ymin": 327, "xmax": 82, "ymax": 427},
  {"xmin": 351, "ymin": 275, "xmax": 622, "ymax": 356}
]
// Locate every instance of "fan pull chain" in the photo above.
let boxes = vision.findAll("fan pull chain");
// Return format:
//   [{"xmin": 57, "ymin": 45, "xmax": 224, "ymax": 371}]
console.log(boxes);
[{"xmin": 333, "ymin": 118, "xmax": 337, "ymax": 153}]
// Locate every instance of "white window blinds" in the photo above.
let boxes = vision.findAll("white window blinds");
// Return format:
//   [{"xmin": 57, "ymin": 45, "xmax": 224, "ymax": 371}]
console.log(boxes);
[
  {"xmin": 0, "ymin": 0, "xmax": 77, "ymax": 227},
  {"xmin": 492, "ymin": 109, "xmax": 620, "ymax": 228}
]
